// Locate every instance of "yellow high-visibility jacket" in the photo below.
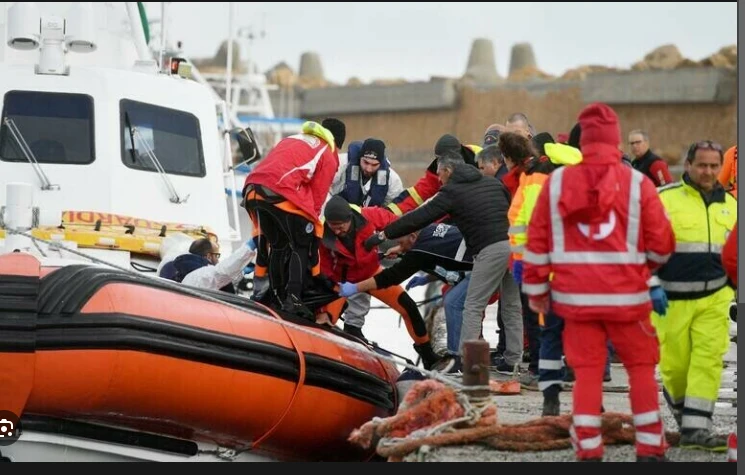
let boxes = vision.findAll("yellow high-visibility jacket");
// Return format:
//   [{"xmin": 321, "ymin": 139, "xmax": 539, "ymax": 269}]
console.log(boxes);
[
  {"xmin": 657, "ymin": 176, "xmax": 737, "ymax": 300},
  {"xmin": 508, "ymin": 143, "xmax": 583, "ymax": 260}
]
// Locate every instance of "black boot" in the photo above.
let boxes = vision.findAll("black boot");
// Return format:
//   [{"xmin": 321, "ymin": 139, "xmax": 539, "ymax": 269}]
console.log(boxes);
[
  {"xmin": 281, "ymin": 294, "xmax": 314, "ymax": 321},
  {"xmin": 413, "ymin": 341, "xmax": 443, "ymax": 371},
  {"xmin": 343, "ymin": 323, "xmax": 367, "ymax": 342},
  {"xmin": 542, "ymin": 387, "xmax": 561, "ymax": 416}
]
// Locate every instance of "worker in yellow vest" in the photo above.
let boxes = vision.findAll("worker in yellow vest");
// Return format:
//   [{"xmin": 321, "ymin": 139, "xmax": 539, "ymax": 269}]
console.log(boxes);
[{"xmin": 653, "ymin": 140, "xmax": 737, "ymax": 452}]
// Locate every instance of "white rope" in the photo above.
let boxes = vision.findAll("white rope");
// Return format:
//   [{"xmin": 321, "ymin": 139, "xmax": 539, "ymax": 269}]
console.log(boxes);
[{"xmin": 4, "ymin": 228, "xmax": 469, "ymax": 391}]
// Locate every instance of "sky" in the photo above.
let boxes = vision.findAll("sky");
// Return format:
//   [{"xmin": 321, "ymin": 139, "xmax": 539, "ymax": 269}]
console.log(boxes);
[{"xmin": 143, "ymin": 2, "xmax": 738, "ymax": 84}]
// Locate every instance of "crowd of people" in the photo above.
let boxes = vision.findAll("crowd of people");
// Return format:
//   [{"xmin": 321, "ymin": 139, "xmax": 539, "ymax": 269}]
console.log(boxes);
[{"xmin": 157, "ymin": 103, "xmax": 737, "ymax": 462}]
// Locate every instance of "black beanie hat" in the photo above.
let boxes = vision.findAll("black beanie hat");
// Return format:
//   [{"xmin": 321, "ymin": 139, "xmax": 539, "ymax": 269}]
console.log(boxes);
[
  {"xmin": 322, "ymin": 118, "xmax": 346, "ymax": 149},
  {"xmin": 434, "ymin": 134, "xmax": 461, "ymax": 157},
  {"xmin": 568, "ymin": 123, "xmax": 582, "ymax": 149},
  {"xmin": 360, "ymin": 138, "xmax": 385, "ymax": 162},
  {"xmin": 324, "ymin": 195, "xmax": 353, "ymax": 222}
]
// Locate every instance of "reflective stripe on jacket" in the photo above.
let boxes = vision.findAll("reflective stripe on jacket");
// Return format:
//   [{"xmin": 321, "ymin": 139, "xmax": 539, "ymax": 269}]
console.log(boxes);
[
  {"xmin": 657, "ymin": 175, "xmax": 737, "ymax": 300},
  {"xmin": 509, "ymin": 143, "xmax": 583, "ymax": 259},
  {"xmin": 523, "ymin": 143, "xmax": 675, "ymax": 322}
]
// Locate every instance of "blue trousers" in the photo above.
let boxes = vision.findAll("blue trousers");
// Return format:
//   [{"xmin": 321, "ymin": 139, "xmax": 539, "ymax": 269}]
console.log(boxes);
[{"xmin": 443, "ymin": 275, "xmax": 470, "ymax": 355}]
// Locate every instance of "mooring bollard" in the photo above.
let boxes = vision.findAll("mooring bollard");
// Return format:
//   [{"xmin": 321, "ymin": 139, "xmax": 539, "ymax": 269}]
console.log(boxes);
[{"xmin": 462, "ymin": 340, "xmax": 490, "ymax": 399}]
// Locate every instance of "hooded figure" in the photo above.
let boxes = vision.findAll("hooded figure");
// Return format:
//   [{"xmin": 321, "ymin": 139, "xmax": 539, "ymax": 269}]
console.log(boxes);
[{"xmin": 558, "ymin": 104, "xmax": 625, "ymax": 225}]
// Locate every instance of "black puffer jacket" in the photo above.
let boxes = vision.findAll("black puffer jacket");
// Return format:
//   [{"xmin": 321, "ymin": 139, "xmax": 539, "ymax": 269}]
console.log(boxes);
[{"xmin": 385, "ymin": 162, "xmax": 510, "ymax": 255}]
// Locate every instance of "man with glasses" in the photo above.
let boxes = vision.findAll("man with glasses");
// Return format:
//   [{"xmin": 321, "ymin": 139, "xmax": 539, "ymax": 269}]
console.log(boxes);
[
  {"xmin": 172, "ymin": 237, "xmax": 256, "ymax": 293},
  {"xmin": 653, "ymin": 139, "xmax": 737, "ymax": 452},
  {"xmin": 628, "ymin": 129, "xmax": 672, "ymax": 186}
]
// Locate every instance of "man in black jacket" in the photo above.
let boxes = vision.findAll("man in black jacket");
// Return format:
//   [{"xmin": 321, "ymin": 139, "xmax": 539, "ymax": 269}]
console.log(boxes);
[{"xmin": 364, "ymin": 150, "xmax": 523, "ymax": 373}]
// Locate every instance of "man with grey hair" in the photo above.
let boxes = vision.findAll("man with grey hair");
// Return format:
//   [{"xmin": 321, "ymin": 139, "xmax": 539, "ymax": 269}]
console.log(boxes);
[
  {"xmin": 477, "ymin": 144, "xmax": 507, "ymax": 180},
  {"xmin": 364, "ymin": 150, "xmax": 523, "ymax": 373},
  {"xmin": 506, "ymin": 112, "xmax": 536, "ymax": 139},
  {"xmin": 628, "ymin": 129, "xmax": 672, "ymax": 186}
]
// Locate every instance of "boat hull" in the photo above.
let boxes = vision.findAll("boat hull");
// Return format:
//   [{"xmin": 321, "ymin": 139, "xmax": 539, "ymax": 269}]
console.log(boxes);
[{"xmin": 0, "ymin": 253, "xmax": 399, "ymax": 461}]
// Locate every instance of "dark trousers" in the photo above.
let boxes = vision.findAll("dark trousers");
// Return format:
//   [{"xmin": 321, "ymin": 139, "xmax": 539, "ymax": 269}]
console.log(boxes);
[
  {"xmin": 245, "ymin": 198, "xmax": 318, "ymax": 304},
  {"xmin": 522, "ymin": 292, "xmax": 541, "ymax": 373},
  {"xmin": 539, "ymin": 311, "xmax": 565, "ymax": 395}
]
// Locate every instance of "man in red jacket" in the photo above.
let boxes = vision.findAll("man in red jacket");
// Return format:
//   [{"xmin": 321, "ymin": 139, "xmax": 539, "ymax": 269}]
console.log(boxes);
[
  {"xmin": 243, "ymin": 119, "xmax": 345, "ymax": 317},
  {"xmin": 523, "ymin": 103, "xmax": 675, "ymax": 462},
  {"xmin": 319, "ymin": 196, "xmax": 444, "ymax": 370}
]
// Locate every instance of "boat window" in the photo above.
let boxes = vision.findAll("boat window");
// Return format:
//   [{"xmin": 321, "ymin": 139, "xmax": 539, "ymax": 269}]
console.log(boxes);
[
  {"xmin": 120, "ymin": 99, "xmax": 205, "ymax": 177},
  {"xmin": 0, "ymin": 91, "xmax": 95, "ymax": 165}
]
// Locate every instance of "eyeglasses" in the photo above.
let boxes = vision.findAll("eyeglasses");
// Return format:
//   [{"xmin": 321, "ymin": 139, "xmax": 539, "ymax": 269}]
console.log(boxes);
[
  {"xmin": 691, "ymin": 140, "xmax": 723, "ymax": 152},
  {"xmin": 687, "ymin": 140, "xmax": 723, "ymax": 160},
  {"xmin": 208, "ymin": 252, "xmax": 221, "ymax": 259}
]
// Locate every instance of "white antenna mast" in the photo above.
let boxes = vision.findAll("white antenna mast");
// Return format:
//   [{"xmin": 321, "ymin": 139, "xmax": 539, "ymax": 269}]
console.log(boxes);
[
  {"xmin": 225, "ymin": 2, "xmax": 236, "ymax": 117},
  {"xmin": 159, "ymin": 2, "xmax": 170, "ymax": 70}
]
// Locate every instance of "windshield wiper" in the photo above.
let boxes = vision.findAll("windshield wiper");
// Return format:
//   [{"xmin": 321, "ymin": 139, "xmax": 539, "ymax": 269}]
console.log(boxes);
[
  {"xmin": 127, "ymin": 121, "xmax": 189, "ymax": 204},
  {"xmin": 4, "ymin": 117, "xmax": 60, "ymax": 191}
]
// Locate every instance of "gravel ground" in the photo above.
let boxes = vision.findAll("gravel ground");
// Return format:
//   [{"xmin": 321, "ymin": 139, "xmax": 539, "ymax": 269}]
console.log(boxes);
[{"xmin": 397, "ymin": 325, "xmax": 737, "ymax": 463}]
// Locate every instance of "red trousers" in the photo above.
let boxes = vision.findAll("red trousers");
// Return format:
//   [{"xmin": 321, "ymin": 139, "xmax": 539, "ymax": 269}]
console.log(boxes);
[{"xmin": 563, "ymin": 318, "xmax": 666, "ymax": 460}]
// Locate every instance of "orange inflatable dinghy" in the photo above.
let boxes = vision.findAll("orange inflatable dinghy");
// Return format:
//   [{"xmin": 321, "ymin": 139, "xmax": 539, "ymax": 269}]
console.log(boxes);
[{"xmin": 0, "ymin": 253, "xmax": 400, "ymax": 461}]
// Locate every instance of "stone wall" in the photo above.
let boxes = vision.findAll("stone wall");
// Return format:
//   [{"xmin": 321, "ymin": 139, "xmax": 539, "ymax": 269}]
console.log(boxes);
[{"xmin": 310, "ymin": 83, "xmax": 737, "ymax": 186}]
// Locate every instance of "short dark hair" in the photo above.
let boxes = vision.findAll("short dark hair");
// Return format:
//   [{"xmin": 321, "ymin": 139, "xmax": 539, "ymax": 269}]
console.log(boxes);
[
  {"xmin": 498, "ymin": 132, "xmax": 537, "ymax": 167},
  {"xmin": 322, "ymin": 118, "xmax": 346, "ymax": 149},
  {"xmin": 686, "ymin": 140, "xmax": 724, "ymax": 163},
  {"xmin": 189, "ymin": 238, "xmax": 214, "ymax": 257},
  {"xmin": 477, "ymin": 144, "xmax": 504, "ymax": 164}
]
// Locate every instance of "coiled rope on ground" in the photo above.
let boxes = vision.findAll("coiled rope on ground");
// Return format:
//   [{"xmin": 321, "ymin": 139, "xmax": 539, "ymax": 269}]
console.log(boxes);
[{"xmin": 349, "ymin": 379, "xmax": 681, "ymax": 460}]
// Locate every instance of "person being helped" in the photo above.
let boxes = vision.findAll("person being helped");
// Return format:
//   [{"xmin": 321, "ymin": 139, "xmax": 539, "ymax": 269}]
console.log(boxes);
[
  {"xmin": 653, "ymin": 139, "xmax": 737, "ymax": 452},
  {"xmin": 365, "ymin": 150, "xmax": 522, "ymax": 373},
  {"xmin": 171, "ymin": 237, "xmax": 256, "ymax": 292},
  {"xmin": 340, "ymin": 222, "xmax": 473, "ymax": 361},
  {"xmin": 318, "ymin": 195, "xmax": 445, "ymax": 370},
  {"xmin": 523, "ymin": 102, "xmax": 675, "ymax": 462},
  {"xmin": 243, "ymin": 119, "xmax": 346, "ymax": 318}
]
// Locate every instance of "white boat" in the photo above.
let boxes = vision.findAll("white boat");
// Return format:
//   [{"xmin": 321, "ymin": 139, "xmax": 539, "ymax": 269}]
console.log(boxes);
[{"xmin": 0, "ymin": 2, "xmax": 400, "ymax": 462}]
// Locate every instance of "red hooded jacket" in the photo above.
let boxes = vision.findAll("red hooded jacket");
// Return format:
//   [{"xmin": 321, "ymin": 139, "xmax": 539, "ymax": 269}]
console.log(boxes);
[
  {"xmin": 244, "ymin": 132, "xmax": 338, "ymax": 221},
  {"xmin": 723, "ymin": 221, "xmax": 738, "ymax": 287},
  {"xmin": 522, "ymin": 103, "xmax": 676, "ymax": 322}
]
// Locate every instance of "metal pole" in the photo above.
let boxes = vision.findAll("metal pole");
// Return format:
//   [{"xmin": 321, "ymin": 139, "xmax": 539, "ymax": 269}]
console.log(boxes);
[
  {"xmin": 159, "ymin": 2, "xmax": 169, "ymax": 70},
  {"xmin": 125, "ymin": 2, "xmax": 152, "ymax": 61},
  {"xmin": 226, "ymin": 2, "xmax": 235, "ymax": 116}
]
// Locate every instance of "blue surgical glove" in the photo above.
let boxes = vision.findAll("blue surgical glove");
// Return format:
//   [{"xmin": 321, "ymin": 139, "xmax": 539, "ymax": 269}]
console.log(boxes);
[
  {"xmin": 406, "ymin": 275, "xmax": 430, "ymax": 291},
  {"xmin": 243, "ymin": 263, "xmax": 255, "ymax": 275},
  {"xmin": 650, "ymin": 286, "xmax": 668, "ymax": 317},
  {"xmin": 512, "ymin": 260, "xmax": 524, "ymax": 285},
  {"xmin": 339, "ymin": 282, "xmax": 359, "ymax": 297},
  {"xmin": 246, "ymin": 238, "xmax": 257, "ymax": 251}
]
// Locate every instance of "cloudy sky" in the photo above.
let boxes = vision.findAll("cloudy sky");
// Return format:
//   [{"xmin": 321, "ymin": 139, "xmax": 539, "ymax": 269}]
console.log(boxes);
[{"xmin": 143, "ymin": 2, "xmax": 737, "ymax": 84}]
